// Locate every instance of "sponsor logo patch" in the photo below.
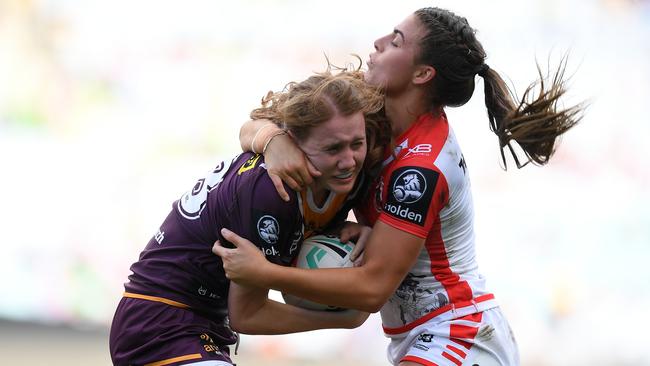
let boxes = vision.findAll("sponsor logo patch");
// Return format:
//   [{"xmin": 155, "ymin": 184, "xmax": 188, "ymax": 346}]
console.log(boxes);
[
  {"xmin": 418, "ymin": 333, "xmax": 434, "ymax": 343},
  {"xmin": 257, "ymin": 215, "xmax": 279, "ymax": 244},
  {"xmin": 404, "ymin": 143, "xmax": 432, "ymax": 158},
  {"xmin": 384, "ymin": 167, "xmax": 438, "ymax": 226},
  {"xmin": 199, "ymin": 333, "xmax": 223, "ymax": 355},
  {"xmin": 238, "ymin": 154, "xmax": 261, "ymax": 175}
]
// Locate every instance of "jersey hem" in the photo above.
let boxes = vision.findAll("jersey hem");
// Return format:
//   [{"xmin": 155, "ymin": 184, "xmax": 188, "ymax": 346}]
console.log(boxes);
[
  {"xmin": 401, "ymin": 355, "xmax": 439, "ymax": 366},
  {"xmin": 382, "ymin": 293, "xmax": 497, "ymax": 336},
  {"xmin": 123, "ymin": 291, "xmax": 190, "ymax": 309}
]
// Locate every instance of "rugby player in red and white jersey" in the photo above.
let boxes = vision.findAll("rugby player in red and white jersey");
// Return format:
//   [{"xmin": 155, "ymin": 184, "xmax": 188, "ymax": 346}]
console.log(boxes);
[{"xmin": 214, "ymin": 7, "xmax": 583, "ymax": 366}]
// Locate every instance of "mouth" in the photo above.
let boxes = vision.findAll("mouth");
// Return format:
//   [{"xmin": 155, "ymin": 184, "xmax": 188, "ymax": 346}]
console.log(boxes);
[{"xmin": 334, "ymin": 171, "xmax": 354, "ymax": 180}]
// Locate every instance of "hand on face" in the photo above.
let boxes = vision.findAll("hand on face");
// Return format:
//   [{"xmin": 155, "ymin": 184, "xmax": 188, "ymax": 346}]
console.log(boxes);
[{"xmin": 263, "ymin": 133, "xmax": 322, "ymax": 202}]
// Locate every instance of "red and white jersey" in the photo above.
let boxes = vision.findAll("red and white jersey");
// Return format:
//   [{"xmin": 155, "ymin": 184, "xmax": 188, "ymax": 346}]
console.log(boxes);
[{"xmin": 355, "ymin": 112, "xmax": 498, "ymax": 335}]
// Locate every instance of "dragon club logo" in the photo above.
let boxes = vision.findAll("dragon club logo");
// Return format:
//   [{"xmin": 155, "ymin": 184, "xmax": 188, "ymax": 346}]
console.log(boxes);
[
  {"xmin": 391, "ymin": 169, "xmax": 427, "ymax": 204},
  {"xmin": 257, "ymin": 215, "xmax": 279, "ymax": 244}
]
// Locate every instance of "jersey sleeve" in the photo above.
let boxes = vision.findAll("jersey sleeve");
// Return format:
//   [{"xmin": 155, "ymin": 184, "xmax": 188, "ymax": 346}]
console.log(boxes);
[
  {"xmin": 222, "ymin": 173, "xmax": 303, "ymax": 267},
  {"xmin": 377, "ymin": 161, "xmax": 449, "ymax": 238}
]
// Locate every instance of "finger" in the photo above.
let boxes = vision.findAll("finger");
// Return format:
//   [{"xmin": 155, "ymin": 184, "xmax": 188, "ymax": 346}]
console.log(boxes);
[
  {"xmin": 350, "ymin": 244, "xmax": 363, "ymax": 262},
  {"xmin": 220, "ymin": 228, "xmax": 241, "ymax": 247},
  {"xmin": 339, "ymin": 229, "xmax": 351, "ymax": 244},
  {"xmin": 277, "ymin": 173, "xmax": 301, "ymax": 192},
  {"xmin": 269, "ymin": 174, "xmax": 290, "ymax": 202},
  {"xmin": 296, "ymin": 166, "xmax": 313, "ymax": 187},
  {"xmin": 306, "ymin": 159, "xmax": 322, "ymax": 177},
  {"xmin": 352, "ymin": 252, "xmax": 364, "ymax": 266},
  {"xmin": 221, "ymin": 228, "xmax": 257, "ymax": 250},
  {"xmin": 350, "ymin": 229, "xmax": 369, "ymax": 261},
  {"xmin": 288, "ymin": 171, "xmax": 306, "ymax": 189},
  {"xmin": 212, "ymin": 240, "xmax": 230, "ymax": 256}
]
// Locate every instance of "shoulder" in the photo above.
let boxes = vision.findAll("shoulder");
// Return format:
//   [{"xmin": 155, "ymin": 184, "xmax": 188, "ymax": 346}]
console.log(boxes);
[
  {"xmin": 235, "ymin": 155, "xmax": 299, "ymax": 210},
  {"xmin": 385, "ymin": 162, "xmax": 444, "ymax": 203}
]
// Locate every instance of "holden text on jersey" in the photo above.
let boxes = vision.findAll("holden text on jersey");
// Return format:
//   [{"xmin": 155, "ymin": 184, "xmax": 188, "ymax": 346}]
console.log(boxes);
[{"xmin": 383, "ymin": 202, "xmax": 424, "ymax": 225}]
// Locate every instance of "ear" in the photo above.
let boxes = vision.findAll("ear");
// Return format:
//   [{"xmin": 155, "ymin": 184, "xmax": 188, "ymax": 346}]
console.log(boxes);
[{"xmin": 412, "ymin": 65, "xmax": 436, "ymax": 85}]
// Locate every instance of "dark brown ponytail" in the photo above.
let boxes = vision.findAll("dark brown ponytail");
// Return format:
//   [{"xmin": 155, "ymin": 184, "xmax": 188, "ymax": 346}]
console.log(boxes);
[
  {"xmin": 481, "ymin": 57, "xmax": 584, "ymax": 168},
  {"xmin": 415, "ymin": 7, "xmax": 585, "ymax": 169}
]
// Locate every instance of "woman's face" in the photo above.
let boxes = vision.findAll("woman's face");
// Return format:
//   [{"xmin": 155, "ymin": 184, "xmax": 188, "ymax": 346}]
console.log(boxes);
[
  {"xmin": 296, "ymin": 111, "xmax": 367, "ymax": 197},
  {"xmin": 365, "ymin": 13, "xmax": 426, "ymax": 94}
]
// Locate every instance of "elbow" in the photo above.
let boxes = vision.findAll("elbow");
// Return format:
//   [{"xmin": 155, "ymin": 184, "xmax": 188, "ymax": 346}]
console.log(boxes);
[
  {"xmin": 229, "ymin": 317, "xmax": 257, "ymax": 335},
  {"xmin": 361, "ymin": 298, "xmax": 384, "ymax": 313},
  {"xmin": 357, "ymin": 289, "xmax": 389, "ymax": 313},
  {"xmin": 228, "ymin": 312, "xmax": 255, "ymax": 334},
  {"xmin": 228, "ymin": 314, "xmax": 246, "ymax": 333}
]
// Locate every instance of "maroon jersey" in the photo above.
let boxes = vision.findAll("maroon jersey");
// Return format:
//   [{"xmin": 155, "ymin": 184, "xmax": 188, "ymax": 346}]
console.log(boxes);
[{"xmin": 124, "ymin": 153, "xmax": 306, "ymax": 320}]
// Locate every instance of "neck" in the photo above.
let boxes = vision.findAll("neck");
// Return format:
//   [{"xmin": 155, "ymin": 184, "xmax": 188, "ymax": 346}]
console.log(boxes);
[
  {"xmin": 309, "ymin": 185, "xmax": 330, "ymax": 207},
  {"xmin": 384, "ymin": 88, "xmax": 431, "ymax": 138}
]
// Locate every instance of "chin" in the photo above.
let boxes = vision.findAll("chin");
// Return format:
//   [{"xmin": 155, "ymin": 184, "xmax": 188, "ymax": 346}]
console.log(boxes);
[
  {"xmin": 328, "ymin": 178, "xmax": 357, "ymax": 195},
  {"xmin": 363, "ymin": 72, "xmax": 376, "ymax": 85},
  {"xmin": 363, "ymin": 71, "xmax": 383, "ymax": 87}
]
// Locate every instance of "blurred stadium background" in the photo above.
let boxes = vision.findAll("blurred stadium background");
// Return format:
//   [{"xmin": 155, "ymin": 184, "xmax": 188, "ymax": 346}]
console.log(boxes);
[{"xmin": 1, "ymin": 0, "xmax": 649, "ymax": 365}]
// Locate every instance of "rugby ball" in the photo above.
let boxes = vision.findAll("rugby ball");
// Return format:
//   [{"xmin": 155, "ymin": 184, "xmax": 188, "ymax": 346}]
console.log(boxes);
[{"xmin": 282, "ymin": 234, "xmax": 355, "ymax": 311}]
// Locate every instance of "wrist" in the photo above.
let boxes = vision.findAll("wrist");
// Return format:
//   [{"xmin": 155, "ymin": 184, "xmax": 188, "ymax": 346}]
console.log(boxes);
[
  {"xmin": 258, "ymin": 261, "xmax": 282, "ymax": 289},
  {"xmin": 262, "ymin": 130, "xmax": 288, "ymax": 155},
  {"xmin": 254, "ymin": 124, "xmax": 283, "ymax": 154}
]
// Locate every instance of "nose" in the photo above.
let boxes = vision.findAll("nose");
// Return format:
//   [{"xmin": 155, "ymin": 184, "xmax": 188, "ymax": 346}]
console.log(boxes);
[
  {"xmin": 338, "ymin": 148, "xmax": 356, "ymax": 171},
  {"xmin": 373, "ymin": 34, "xmax": 389, "ymax": 53}
]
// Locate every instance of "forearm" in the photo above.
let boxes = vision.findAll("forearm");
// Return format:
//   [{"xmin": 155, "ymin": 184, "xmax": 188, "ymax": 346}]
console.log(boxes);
[
  {"xmin": 228, "ymin": 283, "xmax": 366, "ymax": 335},
  {"xmin": 235, "ymin": 299, "xmax": 366, "ymax": 335},
  {"xmin": 262, "ymin": 265, "xmax": 389, "ymax": 313},
  {"xmin": 216, "ymin": 222, "xmax": 422, "ymax": 313},
  {"xmin": 239, "ymin": 119, "xmax": 282, "ymax": 153},
  {"xmin": 257, "ymin": 222, "xmax": 423, "ymax": 313}
]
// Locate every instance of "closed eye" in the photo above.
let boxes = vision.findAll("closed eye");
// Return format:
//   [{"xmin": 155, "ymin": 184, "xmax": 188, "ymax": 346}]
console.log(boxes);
[
  {"xmin": 392, "ymin": 29, "xmax": 405, "ymax": 47},
  {"xmin": 351, "ymin": 140, "xmax": 365, "ymax": 149}
]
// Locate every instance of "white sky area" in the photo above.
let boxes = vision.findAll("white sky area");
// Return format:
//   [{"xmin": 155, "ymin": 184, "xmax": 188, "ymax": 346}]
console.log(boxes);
[{"xmin": 1, "ymin": 0, "xmax": 649, "ymax": 365}]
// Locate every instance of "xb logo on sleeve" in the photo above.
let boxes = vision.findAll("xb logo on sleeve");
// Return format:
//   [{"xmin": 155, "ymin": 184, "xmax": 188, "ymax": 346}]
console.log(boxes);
[{"xmin": 384, "ymin": 167, "xmax": 438, "ymax": 226}]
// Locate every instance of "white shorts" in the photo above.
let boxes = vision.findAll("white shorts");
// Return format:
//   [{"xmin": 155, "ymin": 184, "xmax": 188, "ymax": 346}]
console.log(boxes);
[{"xmin": 386, "ymin": 307, "xmax": 519, "ymax": 365}]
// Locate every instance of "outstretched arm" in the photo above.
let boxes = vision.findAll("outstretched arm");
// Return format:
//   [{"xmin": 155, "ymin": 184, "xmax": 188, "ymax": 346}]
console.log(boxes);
[
  {"xmin": 216, "ymin": 221, "xmax": 424, "ymax": 313},
  {"xmin": 239, "ymin": 119, "xmax": 321, "ymax": 201},
  {"xmin": 227, "ymin": 281, "xmax": 368, "ymax": 335}
]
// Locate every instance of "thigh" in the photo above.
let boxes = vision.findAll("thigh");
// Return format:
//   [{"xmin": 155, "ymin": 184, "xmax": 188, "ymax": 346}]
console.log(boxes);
[{"xmin": 110, "ymin": 297, "xmax": 236, "ymax": 366}]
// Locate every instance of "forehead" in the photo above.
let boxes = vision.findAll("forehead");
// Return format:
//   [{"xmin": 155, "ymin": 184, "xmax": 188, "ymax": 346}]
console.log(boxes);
[
  {"xmin": 394, "ymin": 14, "xmax": 425, "ymax": 45},
  {"xmin": 305, "ymin": 112, "xmax": 365, "ymax": 144}
]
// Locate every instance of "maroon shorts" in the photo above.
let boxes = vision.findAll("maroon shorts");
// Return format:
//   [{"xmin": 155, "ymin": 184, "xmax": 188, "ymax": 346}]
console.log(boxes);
[{"xmin": 109, "ymin": 296, "xmax": 238, "ymax": 366}]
